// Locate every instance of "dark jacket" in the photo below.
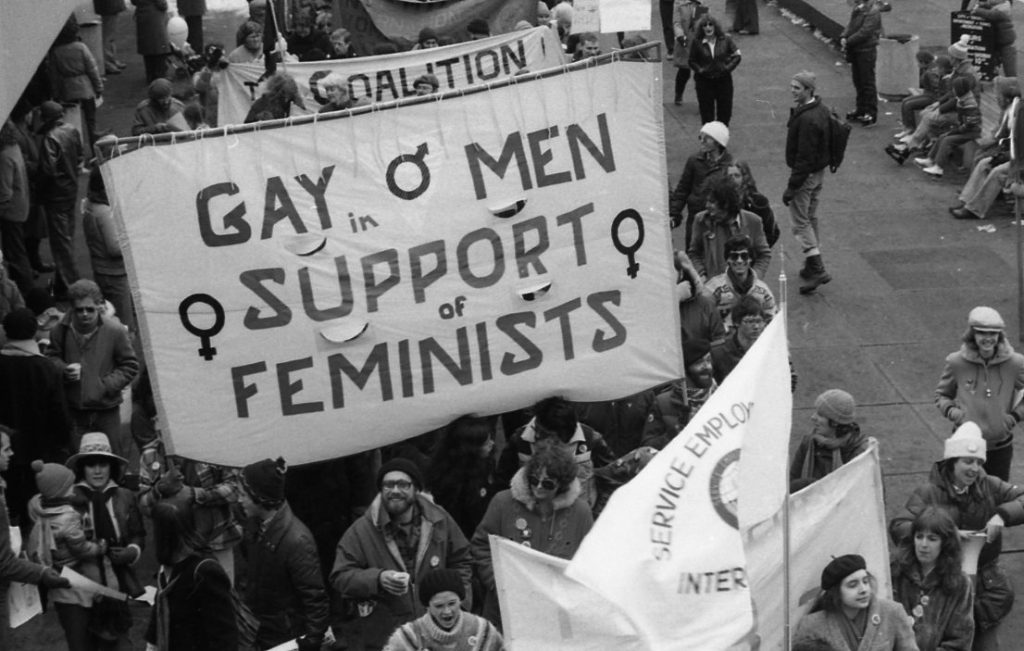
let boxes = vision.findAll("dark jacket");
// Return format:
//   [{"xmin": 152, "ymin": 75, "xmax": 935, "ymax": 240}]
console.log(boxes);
[
  {"xmin": 241, "ymin": 502, "xmax": 330, "ymax": 648},
  {"xmin": 145, "ymin": 555, "xmax": 237, "ymax": 651},
  {"xmin": 47, "ymin": 315, "xmax": 139, "ymax": 411},
  {"xmin": 38, "ymin": 120, "xmax": 83, "ymax": 205},
  {"xmin": 891, "ymin": 561, "xmax": 974, "ymax": 651},
  {"xmin": 669, "ymin": 150, "xmax": 735, "ymax": 219},
  {"xmin": 889, "ymin": 462, "xmax": 1024, "ymax": 570},
  {"xmin": 937, "ymin": 61, "xmax": 979, "ymax": 114},
  {"xmin": 131, "ymin": 0, "xmax": 171, "ymax": 56},
  {"xmin": 0, "ymin": 487, "xmax": 46, "ymax": 649},
  {"xmin": 688, "ymin": 34, "xmax": 741, "ymax": 79},
  {"xmin": 573, "ymin": 391, "xmax": 656, "ymax": 457},
  {"xmin": 330, "ymin": 494, "xmax": 472, "ymax": 650},
  {"xmin": 973, "ymin": 6, "xmax": 1016, "ymax": 47},
  {"xmin": 0, "ymin": 342, "xmax": 72, "ymax": 462},
  {"xmin": 785, "ymin": 97, "xmax": 830, "ymax": 191},
  {"xmin": 688, "ymin": 209, "xmax": 771, "ymax": 280},
  {"xmin": 841, "ymin": 1, "xmax": 882, "ymax": 52}
]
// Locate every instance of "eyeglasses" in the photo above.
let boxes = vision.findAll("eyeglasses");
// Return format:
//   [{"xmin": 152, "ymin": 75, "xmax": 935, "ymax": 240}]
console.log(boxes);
[
  {"xmin": 727, "ymin": 251, "xmax": 750, "ymax": 261},
  {"xmin": 528, "ymin": 476, "xmax": 558, "ymax": 491},
  {"xmin": 382, "ymin": 480, "xmax": 413, "ymax": 491},
  {"xmin": 740, "ymin": 317, "xmax": 766, "ymax": 326},
  {"xmin": 74, "ymin": 307, "xmax": 98, "ymax": 314}
]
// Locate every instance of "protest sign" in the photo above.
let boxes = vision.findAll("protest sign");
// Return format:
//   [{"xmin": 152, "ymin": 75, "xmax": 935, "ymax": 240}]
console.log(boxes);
[
  {"xmin": 742, "ymin": 441, "xmax": 891, "ymax": 650},
  {"xmin": 218, "ymin": 27, "xmax": 565, "ymax": 126},
  {"xmin": 104, "ymin": 57, "xmax": 680, "ymax": 466},
  {"xmin": 951, "ymin": 11, "xmax": 997, "ymax": 79},
  {"xmin": 335, "ymin": 0, "xmax": 536, "ymax": 54},
  {"xmin": 491, "ymin": 536, "xmax": 645, "ymax": 649},
  {"xmin": 7, "ymin": 526, "xmax": 42, "ymax": 628},
  {"xmin": 600, "ymin": 0, "xmax": 654, "ymax": 33},
  {"xmin": 565, "ymin": 317, "xmax": 791, "ymax": 649}
]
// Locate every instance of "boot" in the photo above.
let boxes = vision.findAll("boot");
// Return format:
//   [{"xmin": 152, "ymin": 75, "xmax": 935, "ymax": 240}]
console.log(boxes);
[
  {"xmin": 798, "ymin": 257, "xmax": 813, "ymax": 279},
  {"xmin": 799, "ymin": 255, "xmax": 831, "ymax": 294}
]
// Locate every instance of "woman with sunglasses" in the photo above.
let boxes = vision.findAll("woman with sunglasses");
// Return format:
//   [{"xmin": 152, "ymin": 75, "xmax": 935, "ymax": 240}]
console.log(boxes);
[
  {"xmin": 688, "ymin": 15, "xmax": 741, "ymax": 125},
  {"xmin": 891, "ymin": 508, "xmax": 974, "ymax": 651},
  {"xmin": 704, "ymin": 234, "xmax": 776, "ymax": 332},
  {"xmin": 471, "ymin": 440, "xmax": 593, "ymax": 629}
]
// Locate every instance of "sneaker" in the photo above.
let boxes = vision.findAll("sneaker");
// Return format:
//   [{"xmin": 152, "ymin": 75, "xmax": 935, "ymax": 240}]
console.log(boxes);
[
  {"xmin": 899, "ymin": 135, "xmax": 912, "ymax": 145},
  {"xmin": 893, "ymin": 129, "xmax": 911, "ymax": 139},
  {"xmin": 923, "ymin": 164, "xmax": 944, "ymax": 177},
  {"xmin": 913, "ymin": 157, "xmax": 934, "ymax": 167},
  {"xmin": 845, "ymin": 110, "xmax": 860, "ymax": 121},
  {"xmin": 858, "ymin": 114, "xmax": 877, "ymax": 127}
]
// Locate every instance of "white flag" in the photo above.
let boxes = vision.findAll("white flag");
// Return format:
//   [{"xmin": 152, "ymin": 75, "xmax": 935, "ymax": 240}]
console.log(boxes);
[
  {"xmin": 490, "ymin": 536, "xmax": 645, "ymax": 650},
  {"xmin": 742, "ymin": 440, "xmax": 891, "ymax": 651},
  {"xmin": 565, "ymin": 317, "xmax": 791, "ymax": 650}
]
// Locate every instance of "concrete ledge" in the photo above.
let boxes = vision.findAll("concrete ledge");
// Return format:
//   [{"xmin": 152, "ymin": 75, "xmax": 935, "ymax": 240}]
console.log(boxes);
[{"xmin": 776, "ymin": 0, "xmax": 845, "ymax": 41}]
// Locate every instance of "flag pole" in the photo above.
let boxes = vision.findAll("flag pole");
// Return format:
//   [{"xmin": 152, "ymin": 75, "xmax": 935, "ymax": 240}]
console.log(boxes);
[{"xmin": 778, "ymin": 249, "xmax": 792, "ymax": 651}]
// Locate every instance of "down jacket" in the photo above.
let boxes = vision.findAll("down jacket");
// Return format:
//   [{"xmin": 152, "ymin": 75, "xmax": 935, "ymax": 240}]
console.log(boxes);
[
  {"xmin": 935, "ymin": 339, "xmax": 1024, "ymax": 446},
  {"xmin": 330, "ymin": 494, "xmax": 472, "ymax": 650},
  {"xmin": 785, "ymin": 96, "xmax": 830, "ymax": 192},
  {"xmin": 47, "ymin": 315, "xmax": 139, "ymax": 411}
]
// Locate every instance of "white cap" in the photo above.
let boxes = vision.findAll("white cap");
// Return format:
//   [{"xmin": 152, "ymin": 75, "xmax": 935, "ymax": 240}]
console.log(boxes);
[
  {"xmin": 944, "ymin": 421, "xmax": 987, "ymax": 462},
  {"xmin": 699, "ymin": 121, "xmax": 729, "ymax": 148}
]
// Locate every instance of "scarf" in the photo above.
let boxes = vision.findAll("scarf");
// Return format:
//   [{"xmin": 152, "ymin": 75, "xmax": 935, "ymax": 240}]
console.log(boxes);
[
  {"xmin": 726, "ymin": 265, "xmax": 755, "ymax": 297},
  {"xmin": 799, "ymin": 424, "xmax": 867, "ymax": 481},
  {"xmin": 155, "ymin": 564, "xmax": 181, "ymax": 651},
  {"xmin": 837, "ymin": 607, "xmax": 868, "ymax": 651}
]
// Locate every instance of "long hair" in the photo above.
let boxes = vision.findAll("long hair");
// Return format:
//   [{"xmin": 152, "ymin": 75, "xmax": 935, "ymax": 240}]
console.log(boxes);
[
  {"xmin": 426, "ymin": 415, "xmax": 496, "ymax": 493},
  {"xmin": 728, "ymin": 160, "xmax": 760, "ymax": 195},
  {"xmin": 893, "ymin": 507, "xmax": 965, "ymax": 595},
  {"xmin": 695, "ymin": 15, "xmax": 726, "ymax": 40},
  {"xmin": 152, "ymin": 500, "xmax": 198, "ymax": 566}
]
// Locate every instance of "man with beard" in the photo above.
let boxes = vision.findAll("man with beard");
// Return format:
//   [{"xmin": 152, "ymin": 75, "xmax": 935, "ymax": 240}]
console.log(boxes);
[
  {"xmin": 331, "ymin": 458, "xmax": 472, "ymax": 651},
  {"xmin": 642, "ymin": 338, "xmax": 718, "ymax": 450},
  {"xmin": 238, "ymin": 457, "xmax": 329, "ymax": 651}
]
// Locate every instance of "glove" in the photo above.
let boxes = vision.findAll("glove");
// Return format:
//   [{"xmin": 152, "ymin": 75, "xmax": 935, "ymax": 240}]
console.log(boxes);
[
  {"xmin": 296, "ymin": 635, "xmax": 323, "ymax": 651},
  {"xmin": 40, "ymin": 567, "xmax": 71, "ymax": 589},
  {"xmin": 782, "ymin": 188, "xmax": 795, "ymax": 206},
  {"xmin": 670, "ymin": 213, "xmax": 682, "ymax": 228},
  {"xmin": 108, "ymin": 546, "xmax": 139, "ymax": 566},
  {"xmin": 947, "ymin": 407, "xmax": 965, "ymax": 425}
]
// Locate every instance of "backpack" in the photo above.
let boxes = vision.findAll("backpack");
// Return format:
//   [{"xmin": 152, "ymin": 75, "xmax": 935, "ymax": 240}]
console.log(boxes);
[{"xmin": 826, "ymin": 108, "xmax": 852, "ymax": 173}]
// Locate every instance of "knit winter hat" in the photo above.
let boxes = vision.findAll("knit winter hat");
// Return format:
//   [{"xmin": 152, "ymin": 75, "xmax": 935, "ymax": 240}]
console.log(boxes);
[
  {"xmin": 814, "ymin": 389, "xmax": 856, "ymax": 425},
  {"xmin": 944, "ymin": 422, "xmax": 987, "ymax": 462},
  {"xmin": 3, "ymin": 308, "xmax": 38, "ymax": 341},
  {"xmin": 699, "ymin": 121, "xmax": 729, "ymax": 148},
  {"xmin": 39, "ymin": 101, "xmax": 64, "ymax": 124},
  {"xmin": 683, "ymin": 339, "xmax": 712, "ymax": 366},
  {"xmin": 820, "ymin": 554, "xmax": 866, "ymax": 591},
  {"xmin": 948, "ymin": 36, "xmax": 970, "ymax": 60},
  {"xmin": 467, "ymin": 18, "xmax": 490, "ymax": 36},
  {"xmin": 967, "ymin": 306, "xmax": 1005, "ymax": 332},
  {"xmin": 241, "ymin": 457, "xmax": 288, "ymax": 505},
  {"xmin": 792, "ymin": 70, "xmax": 816, "ymax": 92},
  {"xmin": 32, "ymin": 459, "xmax": 75, "ymax": 500},
  {"xmin": 418, "ymin": 568, "xmax": 466, "ymax": 606},
  {"xmin": 148, "ymin": 78, "xmax": 173, "ymax": 101},
  {"xmin": 377, "ymin": 458, "xmax": 423, "ymax": 491}
]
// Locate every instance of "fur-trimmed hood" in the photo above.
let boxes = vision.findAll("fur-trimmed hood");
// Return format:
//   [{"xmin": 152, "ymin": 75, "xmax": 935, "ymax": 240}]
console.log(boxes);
[
  {"xmin": 509, "ymin": 466, "xmax": 582, "ymax": 512},
  {"xmin": 958, "ymin": 339, "xmax": 1015, "ymax": 365}
]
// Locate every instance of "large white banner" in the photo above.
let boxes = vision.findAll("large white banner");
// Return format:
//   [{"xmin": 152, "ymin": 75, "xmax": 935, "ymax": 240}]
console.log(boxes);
[
  {"xmin": 218, "ymin": 27, "xmax": 565, "ymax": 126},
  {"xmin": 490, "ymin": 536, "xmax": 645, "ymax": 650},
  {"xmin": 565, "ymin": 317, "xmax": 791, "ymax": 649},
  {"xmin": 103, "ymin": 59, "xmax": 679, "ymax": 466},
  {"xmin": 742, "ymin": 441, "xmax": 891, "ymax": 650}
]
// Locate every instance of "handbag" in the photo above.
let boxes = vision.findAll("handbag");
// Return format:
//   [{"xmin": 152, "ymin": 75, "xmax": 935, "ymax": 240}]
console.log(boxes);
[{"xmin": 974, "ymin": 562, "xmax": 1014, "ymax": 631}]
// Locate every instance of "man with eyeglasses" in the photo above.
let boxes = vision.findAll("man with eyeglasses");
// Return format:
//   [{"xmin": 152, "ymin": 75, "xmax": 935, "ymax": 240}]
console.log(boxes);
[
  {"xmin": 46, "ymin": 279, "xmax": 138, "ymax": 456},
  {"xmin": 711, "ymin": 294, "xmax": 769, "ymax": 383},
  {"xmin": 331, "ymin": 458, "xmax": 472, "ymax": 650}
]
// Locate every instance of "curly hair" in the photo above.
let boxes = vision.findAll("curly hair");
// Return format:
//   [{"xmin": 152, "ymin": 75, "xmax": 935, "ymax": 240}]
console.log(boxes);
[
  {"xmin": 892, "ymin": 507, "xmax": 965, "ymax": 596},
  {"xmin": 67, "ymin": 279, "xmax": 104, "ymax": 305},
  {"xmin": 532, "ymin": 396, "xmax": 577, "ymax": 443},
  {"xmin": 706, "ymin": 177, "xmax": 740, "ymax": 217},
  {"xmin": 695, "ymin": 15, "xmax": 726, "ymax": 39},
  {"xmin": 525, "ymin": 439, "xmax": 577, "ymax": 493}
]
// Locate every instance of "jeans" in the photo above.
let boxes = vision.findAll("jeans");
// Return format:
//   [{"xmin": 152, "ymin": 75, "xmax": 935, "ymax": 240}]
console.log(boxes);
[
  {"xmin": 695, "ymin": 74, "xmax": 733, "ymax": 125},
  {"xmin": 55, "ymin": 602, "xmax": 125, "ymax": 651},
  {"xmin": 44, "ymin": 201, "xmax": 80, "ymax": 291},
  {"xmin": 930, "ymin": 131, "xmax": 979, "ymax": 169},
  {"xmin": 0, "ymin": 219, "xmax": 34, "ymax": 294},
  {"xmin": 675, "ymin": 68, "xmax": 691, "ymax": 101},
  {"xmin": 848, "ymin": 48, "xmax": 878, "ymax": 117},
  {"xmin": 996, "ymin": 43, "xmax": 1017, "ymax": 77},
  {"xmin": 960, "ymin": 158, "xmax": 1011, "ymax": 217},
  {"xmin": 788, "ymin": 169, "xmax": 825, "ymax": 257},
  {"xmin": 900, "ymin": 93, "xmax": 935, "ymax": 129}
]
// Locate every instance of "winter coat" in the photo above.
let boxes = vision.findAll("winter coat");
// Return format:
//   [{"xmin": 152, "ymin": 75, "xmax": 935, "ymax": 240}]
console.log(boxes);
[
  {"xmin": 0, "ymin": 143, "xmax": 29, "ymax": 223},
  {"xmin": 679, "ymin": 287, "xmax": 726, "ymax": 345},
  {"xmin": 38, "ymin": 121, "xmax": 83, "ymax": 206},
  {"xmin": 0, "ymin": 487, "xmax": 45, "ymax": 648},
  {"xmin": 794, "ymin": 597, "xmax": 920, "ymax": 651},
  {"xmin": 935, "ymin": 340, "xmax": 1024, "ymax": 446},
  {"xmin": 841, "ymin": 1, "xmax": 882, "ymax": 53},
  {"xmin": 672, "ymin": 0, "xmax": 702, "ymax": 68},
  {"xmin": 47, "ymin": 315, "xmax": 139, "ymax": 411},
  {"xmin": 240, "ymin": 502, "xmax": 329, "ymax": 648},
  {"xmin": 891, "ymin": 562, "xmax": 974, "ymax": 651},
  {"xmin": 131, "ymin": 97, "xmax": 186, "ymax": 135},
  {"xmin": 949, "ymin": 93, "xmax": 982, "ymax": 137},
  {"xmin": 688, "ymin": 209, "xmax": 771, "ymax": 279},
  {"xmin": 93, "ymin": 0, "xmax": 126, "ymax": 16},
  {"xmin": 384, "ymin": 610, "xmax": 505, "ymax": 651},
  {"xmin": 890, "ymin": 462, "xmax": 1024, "ymax": 570},
  {"xmin": 785, "ymin": 96, "xmax": 831, "ymax": 191},
  {"xmin": 176, "ymin": 0, "xmax": 206, "ymax": 16},
  {"xmin": 49, "ymin": 41, "xmax": 103, "ymax": 102},
  {"xmin": 496, "ymin": 419, "xmax": 616, "ymax": 509},
  {"xmin": 704, "ymin": 270, "xmax": 777, "ymax": 328},
  {"xmin": 26, "ymin": 494, "xmax": 104, "ymax": 606},
  {"xmin": 573, "ymin": 391, "xmax": 656, "ymax": 457},
  {"xmin": 688, "ymin": 34, "xmax": 741, "ymax": 79},
  {"xmin": 330, "ymin": 494, "xmax": 472, "ymax": 650},
  {"xmin": 145, "ymin": 555, "xmax": 237, "ymax": 651},
  {"xmin": 669, "ymin": 150, "xmax": 735, "ymax": 219},
  {"xmin": 790, "ymin": 427, "xmax": 870, "ymax": 486},
  {"xmin": 937, "ymin": 62, "xmax": 979, "ymax": 114},
  {"xmin": 972, "ymin": 6, "xmax": 1016, "ymax": 47},
  {"xmin": 641, "ymin": 380, "xmax": 717, "ymax": 449},
  {"xmin": 0, "ymin": 341, "xmax": 73, "ymax": 462},
  {"xmin": 83, "ymin": 199, "xmax": 125, "ymax": 277},
  {"xmin": 470, "ymin": 468, "xmax": 593, "ymax": 625},
  {"xmin": 132, "ymin": 0, "xmax": 171, "ymax": 56}
]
